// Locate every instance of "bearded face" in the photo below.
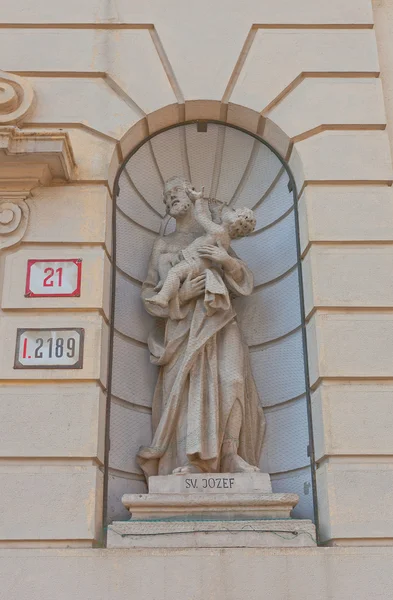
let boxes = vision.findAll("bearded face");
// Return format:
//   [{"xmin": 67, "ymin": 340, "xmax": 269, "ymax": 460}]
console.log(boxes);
[{"xmin": 164, "ymin": 186, "xmax": 192, "ymax": 217}]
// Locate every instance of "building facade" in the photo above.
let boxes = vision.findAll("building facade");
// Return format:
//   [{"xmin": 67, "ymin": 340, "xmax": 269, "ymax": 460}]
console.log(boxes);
[{"xmin": 1, "ymin": 1, "xmax": 393, "ymax": 598}]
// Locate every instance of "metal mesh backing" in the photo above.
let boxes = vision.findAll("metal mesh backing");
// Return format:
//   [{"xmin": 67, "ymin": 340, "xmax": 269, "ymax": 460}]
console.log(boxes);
[{"xmin": 107, "ymin": 122, "xmax": 313, "ymax": 523}]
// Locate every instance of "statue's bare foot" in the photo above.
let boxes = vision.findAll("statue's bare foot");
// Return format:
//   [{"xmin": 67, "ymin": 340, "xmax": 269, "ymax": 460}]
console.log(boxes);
[
  {"xmin": 221, "ymin": 453, "xmax": 260, "ymax": 473},
  {"xmin": 145, "ymin": 294, "xmax": 169, "ymax": 308},
  {"xmin": 172, "ymin": 464, "xmax": 203, "ymax": 474}
]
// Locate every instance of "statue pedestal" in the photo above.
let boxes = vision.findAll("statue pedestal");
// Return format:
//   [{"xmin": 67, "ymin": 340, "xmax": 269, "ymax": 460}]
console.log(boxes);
[{"xmin": 107, "ymin": 473, "xmax": 316, "ymax": 548}]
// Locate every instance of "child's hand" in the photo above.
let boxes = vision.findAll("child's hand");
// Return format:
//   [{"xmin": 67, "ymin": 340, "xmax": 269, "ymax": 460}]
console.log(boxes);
[{"xmin": 187, "ymin": 186, "xmax": 204, "ymax": 202}]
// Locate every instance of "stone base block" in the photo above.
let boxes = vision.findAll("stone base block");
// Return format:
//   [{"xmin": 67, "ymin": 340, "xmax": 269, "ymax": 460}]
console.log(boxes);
[
  {"xmin": 107, "ymin": 519, "xmax": 316, "ymax": 548},
  {"xmin": 122, "ymin": 492, "xmax": 299, "ymax": 520}
]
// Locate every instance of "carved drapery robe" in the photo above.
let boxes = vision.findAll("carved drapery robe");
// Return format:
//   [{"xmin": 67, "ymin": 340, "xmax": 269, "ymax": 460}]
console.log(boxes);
[{"xmin": 137, "ymin": 237, "xmax": 265, "ymax": 478}]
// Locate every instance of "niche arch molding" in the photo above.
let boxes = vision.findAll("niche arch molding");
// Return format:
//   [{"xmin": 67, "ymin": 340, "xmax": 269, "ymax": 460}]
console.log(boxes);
[{"xmin": 105, "ymin": 106, "xmax": 317, "ymax": 528}]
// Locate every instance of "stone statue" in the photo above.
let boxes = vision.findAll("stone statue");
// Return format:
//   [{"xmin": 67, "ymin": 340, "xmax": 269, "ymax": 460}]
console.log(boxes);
[
  {"xmin": 146, "ymin": 187, "xmax": 256, "ymax": 310},
  {"xmin": 137, "ymin": 176, "xmax": 265, "ymax": 478}
]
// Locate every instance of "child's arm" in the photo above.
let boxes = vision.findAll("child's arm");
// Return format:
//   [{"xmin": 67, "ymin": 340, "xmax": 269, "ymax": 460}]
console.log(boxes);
[{"xmin": 188, "ymin": 188, "xmax": 223, "ymax": 235}]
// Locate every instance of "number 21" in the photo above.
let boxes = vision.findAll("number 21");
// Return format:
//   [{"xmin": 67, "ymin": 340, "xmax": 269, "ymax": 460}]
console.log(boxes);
[{"xmin": 43, "ymin": 267, "xmax": 63, "ymax": 287}]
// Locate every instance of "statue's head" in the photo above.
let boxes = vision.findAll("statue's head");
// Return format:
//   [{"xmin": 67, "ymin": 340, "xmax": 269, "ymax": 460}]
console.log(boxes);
[
  {"xmin": 163, "ymin": 176, "xmax": 193, "ymax": 217},
  {"xmin": 222, "ymin": 205, "xmax": 256, "ymax": 239}
]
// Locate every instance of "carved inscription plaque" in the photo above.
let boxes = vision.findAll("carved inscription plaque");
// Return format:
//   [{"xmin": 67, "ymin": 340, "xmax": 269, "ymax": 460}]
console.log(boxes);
[
  {"xmin": 148, "ymin": 472, "xmax": 272, "ymax": 494},
  {"xmin": 185, "ymin": 476, "xmax": 235, "ymax": 490}
]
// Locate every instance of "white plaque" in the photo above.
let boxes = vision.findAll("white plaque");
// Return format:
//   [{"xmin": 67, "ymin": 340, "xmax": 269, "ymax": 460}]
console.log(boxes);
[
  {"xmin": 14, "ymin": 328, "xmax": 84, "ymax": 369},
  {"xmin": 25, "ymin": 259, "xmax": 82, "ymax": 297}
]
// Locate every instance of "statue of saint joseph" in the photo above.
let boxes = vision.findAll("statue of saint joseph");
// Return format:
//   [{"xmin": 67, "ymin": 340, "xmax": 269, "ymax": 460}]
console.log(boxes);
[{"xmin": 137, "ymin": 176, "xmax": 265, "ymax": 477}]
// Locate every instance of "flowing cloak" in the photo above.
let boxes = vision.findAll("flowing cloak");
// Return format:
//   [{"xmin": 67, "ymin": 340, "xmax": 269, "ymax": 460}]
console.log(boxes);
[{"xmin": 137, "ymin": 238, "xmax": 265, "ymax": 478}]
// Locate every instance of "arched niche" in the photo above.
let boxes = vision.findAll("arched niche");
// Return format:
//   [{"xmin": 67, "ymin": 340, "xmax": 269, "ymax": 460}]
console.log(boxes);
[{"xmin": 105, "ymin": 113, "xmax": 315, "ymax": 525}]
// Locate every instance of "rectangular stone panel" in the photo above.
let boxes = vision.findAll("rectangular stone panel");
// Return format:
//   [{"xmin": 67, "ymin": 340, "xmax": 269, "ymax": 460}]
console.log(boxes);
[
  {"xmin": 299, "ymin": 185, "xmax": 393, "ymax": 252},
  {"xmin": 65, "ymin": 128, "xmax": 117, "ymax": 184},
  {"xmin": 233, "ymin": 30, "xmax": 379, "ymax": 112},
  {"xmin": 25, "ymin": 185, "xmax": 111, "ymax": 246},
  {"xmin": 28, "ymin": 77, "xmax": 140, "ymax": 141},
  {"xmin": 2, "ymin": 246, "xmax": 110, "ymax": 316},
  {"xmin": 0, "ymin": 465, "xmax": 103, "ymax": 542},
  {"xmin": 0, "ymin": 0, "xmax": 374, "ymax": 24},
  {"xmin": 317, "ymin": 459, "xmax": 393, "ymax": 542},
  {"xmin": 306, "ymin": 311, "xmax": 393, "ymax": 385},
  {"xmin": 0, "ymin": 383, "xmax": 105, "ymax": 461},
  {"xmin": 0, "ymin": 313, "xmax": 107, "ymax": 382},
  {"xmin": 291, "ymin": 131, "xmax": 393, "ymax": 190},
  {"xmin": 302, "ymin": 245, "xmax": 393, "ymax": 316},
  {"xmin": 269, "ymin": 78, "xmax": 386, "ymax": 141},
  {"xmin": 312, "ymin": 383, "xmax": 393, "ymax": 461}
]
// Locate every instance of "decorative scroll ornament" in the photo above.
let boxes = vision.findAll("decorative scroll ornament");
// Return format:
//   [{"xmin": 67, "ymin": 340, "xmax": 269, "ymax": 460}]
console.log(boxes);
[
  {"xmin": 0, "ymin": 197, "xmax": 29, "ymax": 249},
  {"xmin": 0, "ymin": 71, "xmax": 34, "ymax": 125}
]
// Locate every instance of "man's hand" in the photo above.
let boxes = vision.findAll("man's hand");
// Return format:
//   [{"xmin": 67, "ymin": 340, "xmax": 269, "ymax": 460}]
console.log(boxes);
[
  {"xmin": 197, "ymin": 240, "xmax": 231, "ymax": 266},
  {"xmin": 179, "ymin": 273, "xmax": 206, "ymax": 304}
]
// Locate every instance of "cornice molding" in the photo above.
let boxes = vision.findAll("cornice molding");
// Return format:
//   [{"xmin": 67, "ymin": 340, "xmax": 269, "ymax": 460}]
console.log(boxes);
[{"xmin": 0, "ymin": 126, "xmax": 76, "ymax": 249}]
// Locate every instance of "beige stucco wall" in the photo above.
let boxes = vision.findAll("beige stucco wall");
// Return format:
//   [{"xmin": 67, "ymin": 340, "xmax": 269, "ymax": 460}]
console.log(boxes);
[
  {"xmin": 1, "ymin": 0, "xmax": 393, "ymax": 596},
  {"xmin": 1, "ymin": 547, "xmax": 393, "ymax": 600}
]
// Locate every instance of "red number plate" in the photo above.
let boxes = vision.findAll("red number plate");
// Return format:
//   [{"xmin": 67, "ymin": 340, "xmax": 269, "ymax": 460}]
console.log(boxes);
[{"xmin": 25, "ymin": 259, "xmax": 82, "ymax": 298}]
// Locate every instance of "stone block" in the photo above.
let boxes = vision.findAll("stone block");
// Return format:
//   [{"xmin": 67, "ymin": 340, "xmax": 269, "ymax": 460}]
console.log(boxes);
[
  {"xmin": 107, "ymin": 519, "xmax": 316, "ymax": 548},
  {"xmin": 312, "ymin": 382, "xmax": 393, "ymax": 461},
  {"xmin": 0, "ymin": 29, "xmax": 176, "ymax": 114},
  {"xmin": 317, "ymin": 459, "xmax": 393, "ymax": 542},
  {"xmin": 122, "ymin": 492, "xmax": 299, "ymax": 520},
  {"xmin": 0, "ymin": 312, "xmax": 107, "ymax": 383},
  {"xmin": 306, "ymin": 311, "xmax": 393, "ymax": 385},
  {"xmin": 290, "ymin": 131, "xmax": 393, "ymax": 190},
  {"xmin": 262, "ymin": 118, "xmax": 291, "ymax": 158},
  {"xmin": 1, "ymin": 246, "xmax": 110, "ymax": 316},
  {"xmin": 5, "ymin": 546, "xmax": 393, "ymax": 600},
  {"xmin": 268, "ymin": 78, "xmax": 386, "ymax": 140},
  {"xmin": 298, "ymin": 185, "xmax": 393, "ymax": 252},
  {"xmin": 25, "ymin": 185, "xmax": 111, "ymax": 246},
  {"xmin": 0, "ymin": 0, "xmax": 374, "ymax": 24},
  {"xmin": 227, "ymin": 103, "xmax": 260, "ymax": 135},
  {"xmin": 148, "ymin": 472, "xmax": 272, "ymax": 494},
  {"xmin": 302, "ymin": 245, "xmax": 393, "ymax": 315},
  {"xmin": 0, "ymin": 465, "xmax": 103, "ymax": 541},
  {"xmin": 0, "ymin": 383, "xmax": 105, "ymax": 461},
  {"xmin": 232, "ymin": 30, "xmax": 379, "ymax": 112},
  {"xmin": 28, "ymin": 77, "xmax": 141, "ymax": 140},
  {"xmin": 64, "ymin": 128, "xmax": 117, "ymax": 183}
]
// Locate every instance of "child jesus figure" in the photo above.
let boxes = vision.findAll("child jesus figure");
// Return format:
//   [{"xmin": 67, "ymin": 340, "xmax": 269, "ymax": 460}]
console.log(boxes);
[{"xmin": 146, "ymin": 186, "xmax": 256, "ymax": 309}]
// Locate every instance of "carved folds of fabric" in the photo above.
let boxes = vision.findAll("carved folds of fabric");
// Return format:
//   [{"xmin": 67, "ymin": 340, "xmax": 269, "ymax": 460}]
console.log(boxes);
[{"xmin": 0, "ymin": 71, "xmax": 35, "ymax": 125}]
